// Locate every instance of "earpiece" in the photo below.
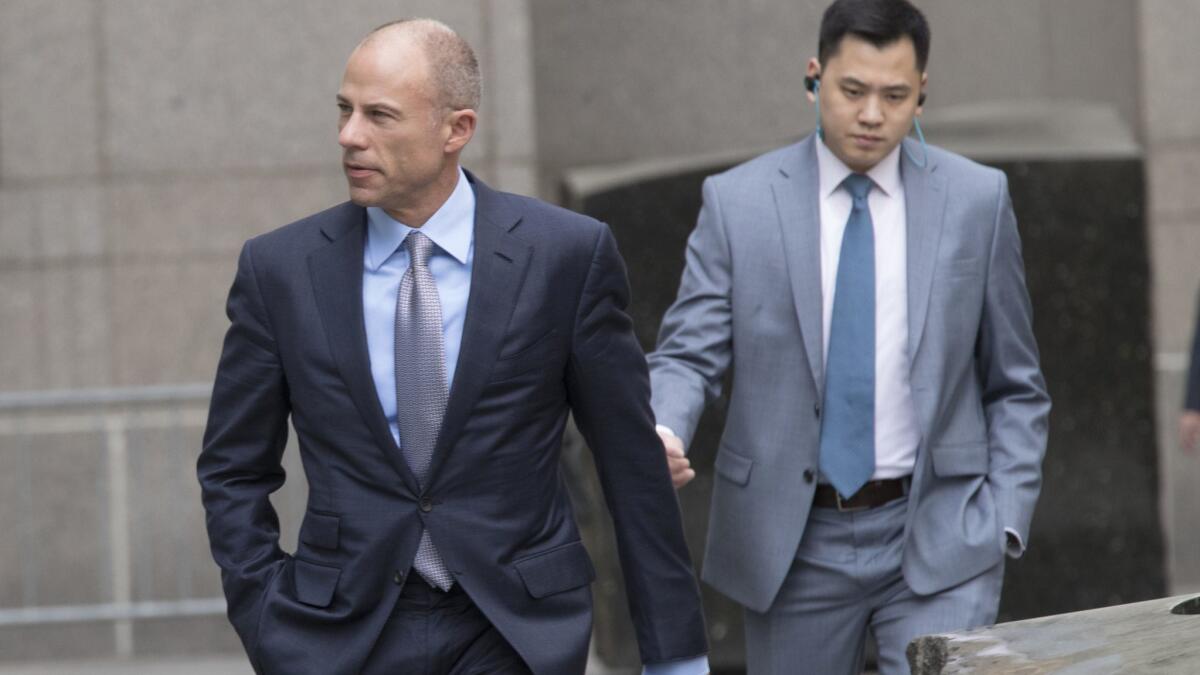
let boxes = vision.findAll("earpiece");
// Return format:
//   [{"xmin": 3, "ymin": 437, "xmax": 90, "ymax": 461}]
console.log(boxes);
[{"xmin": 806, "ymin": 75, "xmax": 823, "ymax": 140}]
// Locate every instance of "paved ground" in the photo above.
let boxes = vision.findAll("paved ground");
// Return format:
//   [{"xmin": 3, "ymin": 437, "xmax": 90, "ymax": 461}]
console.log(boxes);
[
  {"xmin": 0, "ymin": 652, "xmax": 634, "ymax": 674},
  {"xmin": 0, "ymin": 657, "xmax": 253, "ymax": 675}
]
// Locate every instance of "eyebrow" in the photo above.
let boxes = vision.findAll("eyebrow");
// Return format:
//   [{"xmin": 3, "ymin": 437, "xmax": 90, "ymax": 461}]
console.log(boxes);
[
  {"xmin": 838, "ymin": 77, "xmax": 912, "ymax": 93},
  {"xmin": 335, "ymin": 95, "xmax": 403, "ymax": 115}
]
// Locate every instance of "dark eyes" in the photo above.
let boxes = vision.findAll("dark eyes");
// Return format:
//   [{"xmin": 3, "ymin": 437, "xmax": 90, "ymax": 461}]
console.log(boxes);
[{"xmin": 842, "ymin": 89, "xmax": 908, "ymax": 103}]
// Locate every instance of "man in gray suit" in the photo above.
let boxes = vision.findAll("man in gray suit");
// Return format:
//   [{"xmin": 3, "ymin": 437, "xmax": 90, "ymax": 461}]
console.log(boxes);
[{"xmin": 648, "ymin": 1, "xmax": 1049, "ymax": 672}]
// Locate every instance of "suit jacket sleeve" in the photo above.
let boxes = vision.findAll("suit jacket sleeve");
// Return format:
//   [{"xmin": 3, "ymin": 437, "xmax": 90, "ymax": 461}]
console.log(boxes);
[
  {"xmin": 1187, "ymin": 291, "xmax": 1200, "ymax": 411},
  {"xmin": 976, "ymin": 172, "xmax": 1051, "ymax": 545},
  {"xmin": 647, "ymin": 177, "xmax": 735, "ymax": 448},
  {"xmin": 565, "ymin": 224, "xmax": 709, "ymax": 665},
  {"xmin": 197, "ymin": 240, "xmax": 292, "ymax": 655}
]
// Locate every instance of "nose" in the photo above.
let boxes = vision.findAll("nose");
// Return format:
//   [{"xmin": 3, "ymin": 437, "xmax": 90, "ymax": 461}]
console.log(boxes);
[
  {"xmin": 859, "ymin": 95, "xmax": 884, "ymax": 127},
  {"xmin": 338, "ymin": 113, "xmax": 367, "ymax": 150}
]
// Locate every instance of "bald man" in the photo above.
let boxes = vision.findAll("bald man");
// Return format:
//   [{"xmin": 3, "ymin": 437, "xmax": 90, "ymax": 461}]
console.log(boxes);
[{"xmin": 198, "ymin": 20, "xmax": 708, "ymax": 675}]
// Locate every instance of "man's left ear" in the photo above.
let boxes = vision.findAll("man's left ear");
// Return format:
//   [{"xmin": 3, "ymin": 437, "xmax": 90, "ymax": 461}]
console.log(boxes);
[{"xmin": 445, "ymin": 109, "xmax": 477, "ymax": 154}]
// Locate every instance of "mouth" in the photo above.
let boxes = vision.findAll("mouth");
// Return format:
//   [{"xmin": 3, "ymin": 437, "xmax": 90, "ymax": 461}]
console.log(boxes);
[
  {"xmin": 344, "ymin": 162, "xmax": 379, "ymax": 180},
  {"xmin": 850, "ymin": 134, "xmax": 884, "ymax": 148}
]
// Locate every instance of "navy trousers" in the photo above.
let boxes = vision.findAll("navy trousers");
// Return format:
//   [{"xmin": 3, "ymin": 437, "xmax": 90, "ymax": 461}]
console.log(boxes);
[{"xmin": 361, "ymin": 578, "xmax": 532, "ymax": 675}]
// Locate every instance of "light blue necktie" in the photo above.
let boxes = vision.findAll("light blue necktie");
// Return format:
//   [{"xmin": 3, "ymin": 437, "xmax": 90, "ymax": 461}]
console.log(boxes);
[{"xmin": 819, "ymin": 173, "xmax": 876, "ymax": 499}]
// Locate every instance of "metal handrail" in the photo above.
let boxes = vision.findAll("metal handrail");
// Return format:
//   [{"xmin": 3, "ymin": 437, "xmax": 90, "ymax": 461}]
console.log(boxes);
[
  {"xmin": 0, "ymin": 383, "xmax": 212, "ymax": 412},
  {"xmin": 0, "ymin": 599, "xmax": 226, "ymax": 626}
]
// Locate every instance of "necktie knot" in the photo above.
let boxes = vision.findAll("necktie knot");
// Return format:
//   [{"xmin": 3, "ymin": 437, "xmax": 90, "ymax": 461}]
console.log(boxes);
[
  {"xmin": 405, "ymin": 230, "xmax": 434, "ymax": 268},
  {"xmin": 842, "ymin": 173, "xmax": 873, "ymax": 204}
]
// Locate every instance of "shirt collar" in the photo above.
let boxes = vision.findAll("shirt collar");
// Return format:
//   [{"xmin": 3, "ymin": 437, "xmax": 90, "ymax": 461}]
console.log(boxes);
[
  {"xmin": 365, "ymin": 167, "xmax": 475, "ymax": 271},
  {"xmin": 815, "ymin": 136, "xmax": 902, "ymax": 200}
]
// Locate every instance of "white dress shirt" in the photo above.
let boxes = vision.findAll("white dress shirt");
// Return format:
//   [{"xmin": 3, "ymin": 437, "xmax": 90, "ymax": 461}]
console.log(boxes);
[{"xmin": 815, "ymin": 138, "xmax": 921, "ymax": 480}]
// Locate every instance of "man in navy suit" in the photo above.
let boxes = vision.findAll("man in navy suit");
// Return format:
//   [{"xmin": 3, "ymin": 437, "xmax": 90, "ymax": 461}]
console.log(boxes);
[{"xmin": 197, "ymin": 19, "xmax": 707, "ymax": 674}]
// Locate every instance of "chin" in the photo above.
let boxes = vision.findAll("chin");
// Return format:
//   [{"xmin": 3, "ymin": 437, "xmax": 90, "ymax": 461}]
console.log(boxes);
[{"xmin": 347, "ymin": 188, "xmax": 379, "ymax": 207}]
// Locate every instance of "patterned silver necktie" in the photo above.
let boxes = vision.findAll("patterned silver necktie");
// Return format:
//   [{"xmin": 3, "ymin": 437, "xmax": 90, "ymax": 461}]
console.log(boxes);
[{"xmin": 394, "ymin": 230, "xmax": 453, "ymax": 590}]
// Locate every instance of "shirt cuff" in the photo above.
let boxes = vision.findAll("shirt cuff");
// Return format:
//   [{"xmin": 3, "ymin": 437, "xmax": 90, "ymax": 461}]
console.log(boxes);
[
  {"xmin": 655, "ymin": 424, "xmax": 678, "ymax": 439},
  {"xmin": 1004, "ymin": 528, "xmax": 1025, "ymax": 558},
  {"xmin": 643, "ymin": 655, "xmax": 710, "ymax": 675}
]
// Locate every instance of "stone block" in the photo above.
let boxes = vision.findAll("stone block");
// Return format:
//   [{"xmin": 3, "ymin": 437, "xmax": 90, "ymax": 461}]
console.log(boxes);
[
  {"xmin": 1140, "ymin": 1, "xmax": 1200, "ymax": 143},
  {"xmin": 1045, "ymin": 0, "xmax": 1140, "ymax": 133},
  {"xmin": 0, "ymin": 269, "xmax": 41, "ymax": 391},
  {"xmin": 0, "ymin": 440, "xmax": 28, "ymax": 607},
  {"xmin": 0, "ymin": 621, "xmax": 116, "ymax": 662},
  {"xmin": 40, "ymin": 266, "xmax": 113, "ymax": 389},
  {"xmin": 1148, "ymin": 145, "xmax": 1200, "ymax": 220},
  {"xmin": 125, "ymin": 424, "xmax": 215, "ymax": 602},
  {"xmin": 531, "ymin": 0, "xmax": 819, "ymax": 190},
  {"xmin": 3, "ymin": 430, "xmax": 112, "ymax": 607},
  {"xmin": 0, "ymin": 0, "xmax": 101, "ymax": 180},
  {"xmin": 487, "ymin": 0, "xmax": 537, "ymax": 163},
  {"xmin": 0, "ymin": 185, "xmax": 105, "ymax": 265},
  {"xmin": 101, "ymin": 1, "xmax": 483, "ymax": 175},
  {"xmin": 1149, "ymin": 223, "xmax": 1200, "ymax": 354},
  {"xmin": 110, "ymin": 258, "xmax": 233, "ymax": 386},
  {"xmin": 489, "ymin": 161, "xmax": 539, "ymax": 199},
  {"xmin": 103, "ymin": 172, "xmax": 345, "ymax": 259},
  {"xmin": 0, "ymin": 190, "xmax": 40, "ymax": 265},
  {"xmin": 131, "ymin": 616, "xmax": 244, "ymax": 657},
  {"xmin": 921, "ymin": 0, "xmax": 1047, "ymax": 101}
]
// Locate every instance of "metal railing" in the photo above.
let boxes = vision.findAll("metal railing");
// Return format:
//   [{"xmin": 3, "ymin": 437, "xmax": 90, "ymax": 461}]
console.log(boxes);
[{"xmin": 0, "ymin": 383, "xmax": 306, "ymax": 659}]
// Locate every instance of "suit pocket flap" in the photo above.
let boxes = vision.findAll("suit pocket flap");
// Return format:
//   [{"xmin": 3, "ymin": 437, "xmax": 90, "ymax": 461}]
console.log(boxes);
[
  {"xmin": 513, "ymin": 541, "xmax": 596, "ymax": 599},
  {"xmin": 714, "ymin": 447, "xmax": 754, "ymax": 486},
  {"xmin": 293, "ymin": 559, "xmax": 341, "ymax": 608},
  {"xmin": 930, "ymin": 442, "xmax": 989, "ymax": 476},
  {"xmin": 299, "ymin": 513, "xmax": 340, "ymax": 550}
]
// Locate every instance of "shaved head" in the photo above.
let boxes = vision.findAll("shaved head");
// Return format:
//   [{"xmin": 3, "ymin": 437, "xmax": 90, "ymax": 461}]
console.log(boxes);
[{"xmin": 358, "ymin": 18, "xmax": 481, "ymax": 112}]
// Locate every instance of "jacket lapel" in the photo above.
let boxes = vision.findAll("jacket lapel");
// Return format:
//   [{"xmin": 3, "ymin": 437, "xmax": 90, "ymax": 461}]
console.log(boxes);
[
  {"xmin": 773, "ymin": 135, "xmax": 825, "ymax": 393},
  {"xmin": 307, "ymin": 203, "xmax": 421, "ymax": 493},
  {"xmin": 427, "ymin": 173, "xmax": 532, "ymax": 480},
  {"xmin": 901, "ymin": 137, "xmax": 948, "ymax": 365}
]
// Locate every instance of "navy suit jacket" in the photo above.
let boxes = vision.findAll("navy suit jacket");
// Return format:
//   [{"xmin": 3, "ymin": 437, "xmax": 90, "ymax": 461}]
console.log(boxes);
[{"xmin": 197, "ymin": 172, "xmax": 707, "ymax": 674}]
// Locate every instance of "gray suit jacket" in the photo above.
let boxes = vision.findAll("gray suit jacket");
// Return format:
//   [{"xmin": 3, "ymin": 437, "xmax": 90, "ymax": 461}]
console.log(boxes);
[{"xmin": 648, "ymin": 134, "xmax": 1050, "ymax": 613}]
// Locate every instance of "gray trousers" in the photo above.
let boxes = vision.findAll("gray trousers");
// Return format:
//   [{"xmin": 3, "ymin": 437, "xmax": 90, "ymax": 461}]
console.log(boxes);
[{"xmin": 744, "ymin": 495, "xmax": 1004, "ymax": 675}]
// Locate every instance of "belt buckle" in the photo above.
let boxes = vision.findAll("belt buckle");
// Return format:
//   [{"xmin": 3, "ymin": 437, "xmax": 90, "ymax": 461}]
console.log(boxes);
[{"xmin": 835, "ymin": 491, "xmax": 869, "ymax": 513}]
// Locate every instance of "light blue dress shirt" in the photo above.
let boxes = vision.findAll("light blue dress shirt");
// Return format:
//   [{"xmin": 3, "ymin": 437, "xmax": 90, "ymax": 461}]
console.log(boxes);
[
  {"xmin": 644, "ymin": 656, "xmax": 710, "ymax": 675},
  {"xmin": 363, "ymin": 168, "xmax": 708, "ymax": 675},
  {"xmin": 364, "ymin": 168, "xmax": 475, "ymax": 448}
]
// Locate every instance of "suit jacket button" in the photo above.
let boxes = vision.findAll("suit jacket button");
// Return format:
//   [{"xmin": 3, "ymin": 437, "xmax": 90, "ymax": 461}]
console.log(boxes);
[
  {"xmin": 813, "ymin": 404, "xmax": 821, "ymax": 419},
  {"xmin": 420, "ymin": 497, "xmax": 433, "ymax": 512},
  {"xmin": 393, "ymin": 569, "xmax": 405, "ymax": 585},
  {"xmin": 803, "ymin": 469, "xmax": 815, "ymax": 484}
]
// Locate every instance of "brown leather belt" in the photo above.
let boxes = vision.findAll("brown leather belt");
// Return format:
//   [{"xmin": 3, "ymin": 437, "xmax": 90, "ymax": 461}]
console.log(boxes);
[{"xmin": 812, "ymin": 477, "xmax": 910, "ymax": 512}]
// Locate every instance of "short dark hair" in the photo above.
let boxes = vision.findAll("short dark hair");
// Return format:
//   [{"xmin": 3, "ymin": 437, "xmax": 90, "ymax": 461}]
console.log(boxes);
[{"xmin": 818, "ymin": 0, "xmax": 930, "ymax": 72}]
